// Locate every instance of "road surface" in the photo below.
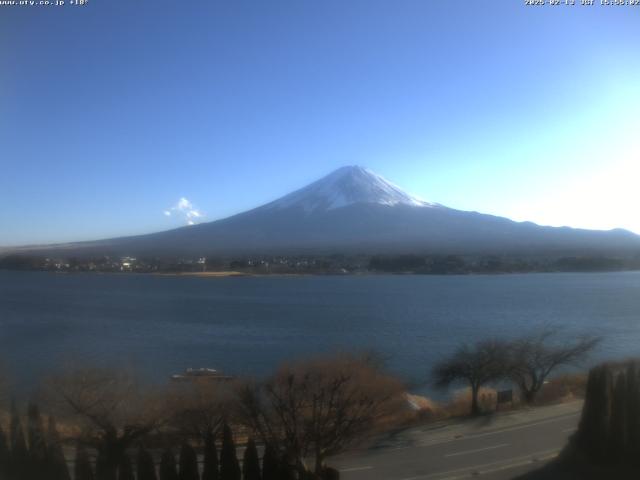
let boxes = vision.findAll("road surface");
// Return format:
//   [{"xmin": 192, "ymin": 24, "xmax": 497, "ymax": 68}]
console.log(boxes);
[{"xmin": 334, "ymin": 401, "xmax": 582, "ymax": 480}]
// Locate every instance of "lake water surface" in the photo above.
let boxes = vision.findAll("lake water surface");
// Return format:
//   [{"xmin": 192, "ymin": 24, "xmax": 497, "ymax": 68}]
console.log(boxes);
[{"xmin": 1, "ymin": 270, "xmax": 639, "ymax": 394}]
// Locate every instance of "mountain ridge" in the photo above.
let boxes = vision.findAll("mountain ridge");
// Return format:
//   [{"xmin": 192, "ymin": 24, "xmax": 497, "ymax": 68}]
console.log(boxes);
[{"xmin": 4, "ymin": 166, "xmax": 640, "ymax": 258}]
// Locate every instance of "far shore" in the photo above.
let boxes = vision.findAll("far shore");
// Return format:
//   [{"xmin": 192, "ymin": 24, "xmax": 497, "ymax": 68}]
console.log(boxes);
[
  {"xmin": 3, "ymin": 268, "xmax": 640, "ymax": 278},
  {"xmin": 154, "ymin": 271, "xmax": 310, "ymax": 278},
  {"xmin": 155, "ymin": 271, "xmax": 249, "ymax": 278}
]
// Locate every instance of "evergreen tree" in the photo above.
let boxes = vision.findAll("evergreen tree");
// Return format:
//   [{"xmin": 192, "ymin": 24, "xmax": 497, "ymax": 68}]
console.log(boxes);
[
  {"xmin": 137, "ymin": 447, "xmax": 158, "ymax": 480},
  {"xmin": 9, "ymin": 401, "xmax": 29, "ymax": 480},
  {"xmin": 276, "ymin": 457, "xmax": 295, "ymax": 480},
  {"xmin": 27, "ymin": 403, "xmax": 48, "ymax": 479},
  {"xmin": 178, "ymin": 443, "xmax": 199, "ymax": 480},
  {"xmin": 624, "ymin": 362, "xmax": 640, "ymax": 463},
  {"xmin": 47, "ymin": 416, "xmax": 71, "ymax": 480},
  {"xmin": 0, "ymin": 424, "xmax": 9, "ymax": 480},
  {"xmin": 117, "ymin": 453, "xmax": 135, "ymax": 480},
  {"xmin": 219, "ymin": 425, "xmax": 241, "ymax": 480},
  {"xmin": 96, "ymin": 447, "xmax": 112, "ymax": 480},
  {"xmin": 260, "ymin": 445, "xmax": 278, "ymax": 480},
  {"xmin": 74, "ymin": 443, "xmax": 95, "ymax": 480},
  {"xmin": 319, "ymin": 467, "xmax": 340, "ymax": 480},
  {"xmin": 576, "ymin": 365, "xmax": 612, "ymax": 462},
  {"xmin": 201, "ymin": 432, "xmax": 219, "ymax": 480},
  {"xmin": 159, "ymin": 448, "xmax": 179, "ymax": 480},
  {"xmin": 609, "ymin": 372, "xmax": 628, "ymax": 462},
  {"xmin": 242, "ymin": 438, "xmax": 261, "ymax": 480}
]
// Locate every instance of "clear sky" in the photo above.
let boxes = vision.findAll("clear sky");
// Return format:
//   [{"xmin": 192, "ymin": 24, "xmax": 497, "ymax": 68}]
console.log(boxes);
[{"xmin": 1, "ymin": 0, "xmax": 639, "ymax": 246}]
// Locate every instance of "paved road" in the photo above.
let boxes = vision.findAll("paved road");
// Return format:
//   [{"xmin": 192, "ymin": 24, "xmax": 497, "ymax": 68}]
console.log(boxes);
[{"xmin": 334, "ymin": 402, "xmax": 583, "ymax": 480}]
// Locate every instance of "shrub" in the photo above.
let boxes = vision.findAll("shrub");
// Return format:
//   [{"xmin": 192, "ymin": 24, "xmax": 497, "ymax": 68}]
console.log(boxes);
[
  {"xmin": 159, "ymin": 448, "xmax": 179, "ymax": 480},
  {"xmin": 137, "ymin": 447, "xmax": 158, "ymax": 480},
  {"xmin": 9, "ymin": 402, "xmax": 29, "ymax": 480},
  {"xmin": 47, "ymin": 416, "xmax": 71, "ymax": 480},
  {"xmin": 260, "ymin": 444, "xmax": 278, "ymax": 480},
  {"xmin": 0, "ymin": 424, "xmax": 9, "ymax": 479},
  {"xmin": 220, "ymin": 425, "xmax": 240, "ymax": 480},
  {"xmin": 178, "ymin": 443, "xmax": 199, "ymax": 480},
  {"xmin": 74, "ymin": 443, "xmax": 95, "ymax": 480},
  {"xmin": 242, "ymin": 438, "xmax": 260, "ymax": 480},
  {"xmin": 118, "ymin": 453, "xmax": 135, "ymax": 480},
  {"xmin": 202, "ymin": 432, "xmax": 219, "ymax": 480}
]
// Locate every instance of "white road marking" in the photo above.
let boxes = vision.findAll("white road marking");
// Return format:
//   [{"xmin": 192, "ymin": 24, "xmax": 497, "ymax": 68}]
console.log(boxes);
[
  {"xmin": 443, "ymin": 443, "xmax": 509, "ymax": 458},
  {"xmin": 339, "ymin": 466, "xmax": 373, "ymax": 473},
  {"xmin": 416, "ymin": 412, "xmax": 580, "ymax": 448},
  {"xmin": 399, "ymin": 448, "xmax": 560, "ymax": 480},
  {"xmin": 437, "ymin": 452, "xmax": 559, "ymax": 480},
  {"xmin": 340, "ymin": 407, "xmax": 579, "ymax": 477},
  {"xmin": 562, "ymin": 427, "xmax": 576, "ymax": 433}
]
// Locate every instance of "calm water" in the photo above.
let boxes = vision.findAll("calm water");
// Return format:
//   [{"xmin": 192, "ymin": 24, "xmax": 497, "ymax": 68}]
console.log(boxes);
[{"xmin": 1, "ymin": 270, "xmax": 640, "ymax": 394}]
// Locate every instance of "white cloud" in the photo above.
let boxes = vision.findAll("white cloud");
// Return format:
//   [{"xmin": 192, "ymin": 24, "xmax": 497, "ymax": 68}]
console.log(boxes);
[
  {"xmin": 164, "ymin": 197, "xmax": 205, "ymax": 225},
  {"xmin": 177, "ymin": 198, "xmax": 191, "ymax": 209}
]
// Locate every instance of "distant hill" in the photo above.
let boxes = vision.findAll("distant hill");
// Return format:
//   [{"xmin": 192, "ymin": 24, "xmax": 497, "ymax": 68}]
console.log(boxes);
[{"xmin": 6, "ymin": 166, "xmax": 640, "ymax": 258}]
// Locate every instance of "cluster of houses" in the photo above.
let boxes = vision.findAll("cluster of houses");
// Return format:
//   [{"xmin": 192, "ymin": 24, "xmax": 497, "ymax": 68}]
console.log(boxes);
[{"xmin": 29, "ymin": 254, "xmax": 361, "ymax": 274}]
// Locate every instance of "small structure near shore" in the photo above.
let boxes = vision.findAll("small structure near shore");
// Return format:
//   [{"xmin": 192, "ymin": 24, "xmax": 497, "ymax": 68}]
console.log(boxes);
[{"xmin": 170, "ymin": 367, "xmax": 234, "ymax": 382}]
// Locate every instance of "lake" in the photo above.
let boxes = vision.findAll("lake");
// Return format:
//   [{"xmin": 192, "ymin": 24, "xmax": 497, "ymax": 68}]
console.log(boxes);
[{"xmin": 1, "ymin": 270, "xmax": 639, "ymax": 396}]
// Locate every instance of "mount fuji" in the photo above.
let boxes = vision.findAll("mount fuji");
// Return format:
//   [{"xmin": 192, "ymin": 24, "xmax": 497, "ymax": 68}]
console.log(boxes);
[{"xmin": 13, "ymin": 166, "xmax": 640, "ymax": 257}]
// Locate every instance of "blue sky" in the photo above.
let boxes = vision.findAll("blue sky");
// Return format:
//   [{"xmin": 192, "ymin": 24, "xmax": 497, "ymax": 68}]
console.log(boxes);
[{"xmin": 1, "ymin": 1, "xmax": 639, "ymax": 246}]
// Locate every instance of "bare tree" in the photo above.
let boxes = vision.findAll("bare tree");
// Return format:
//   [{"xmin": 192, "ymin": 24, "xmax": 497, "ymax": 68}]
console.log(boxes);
[
  {"xmin": 432, "ymin": 340, "xmax": 507, "ymax": 415},
  {"xmin": 165, "ymin": 379, "xmax": 234, "ymax": 444},
  {"xmin": 48, "ymin": 367, "xmax": 166, "ymax": 480},
  {"xmin": 507, "ymin": 329, "xmax": 600, "ymax": 404},
  {"xmin": 237, "ymin": 354, "xmax": 403, "ymax": 476}
]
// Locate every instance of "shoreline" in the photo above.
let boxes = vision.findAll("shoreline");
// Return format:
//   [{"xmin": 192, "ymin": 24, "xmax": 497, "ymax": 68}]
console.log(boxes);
[
  {"xmin": 154, "ymin": 271, "xmax": 315, "ymax": 278},
  {"xmin": 155, "ymin": 271, "xmax": 250, "ymax": 278},
  {"xmin": 2, "ymin": 268, "xmax": 640, "ymax": 278}
]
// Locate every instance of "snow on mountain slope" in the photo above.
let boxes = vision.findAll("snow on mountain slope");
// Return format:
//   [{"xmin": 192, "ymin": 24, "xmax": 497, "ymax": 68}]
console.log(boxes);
[{"xmin": 261, "ymin": 165, "xmax": 438, "ymax": 213}]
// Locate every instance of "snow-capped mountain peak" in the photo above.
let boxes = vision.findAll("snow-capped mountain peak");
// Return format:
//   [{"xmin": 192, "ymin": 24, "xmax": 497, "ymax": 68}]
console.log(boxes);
[
  {"xmin": 264, "ymin": 166, "xmax": 437, "ymax": 212},
  {"xmin": 16, "ymin": 165, "xmax": 640, "ymax": 258}
]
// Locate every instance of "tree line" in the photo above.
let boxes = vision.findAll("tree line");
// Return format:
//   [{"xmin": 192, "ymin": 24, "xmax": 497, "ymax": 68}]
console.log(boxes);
[
  {"xmin": 432, "ymin": 329, "xmax": 599, "ymax": 415},
  {"xmin": 0, "ymin": 354, "xmax": 403, "ymax": 480},
  {"xmin": 0, "ymin": 403, "xmax": 68, "ymax": 480},
  {"xmin": 0, "ymin": 332, "xmax": 601, "ymax": 479},
  {"xmin": 4, "ymin": 252, "xmax": 640, "ymax": 275},
  {"xmin": 369, "ymin": 254, "xmax": 640, "ymax": 274},
  {"xmin": 0, "ymin": 402, "xmax": 262, "ymax": 480}
]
